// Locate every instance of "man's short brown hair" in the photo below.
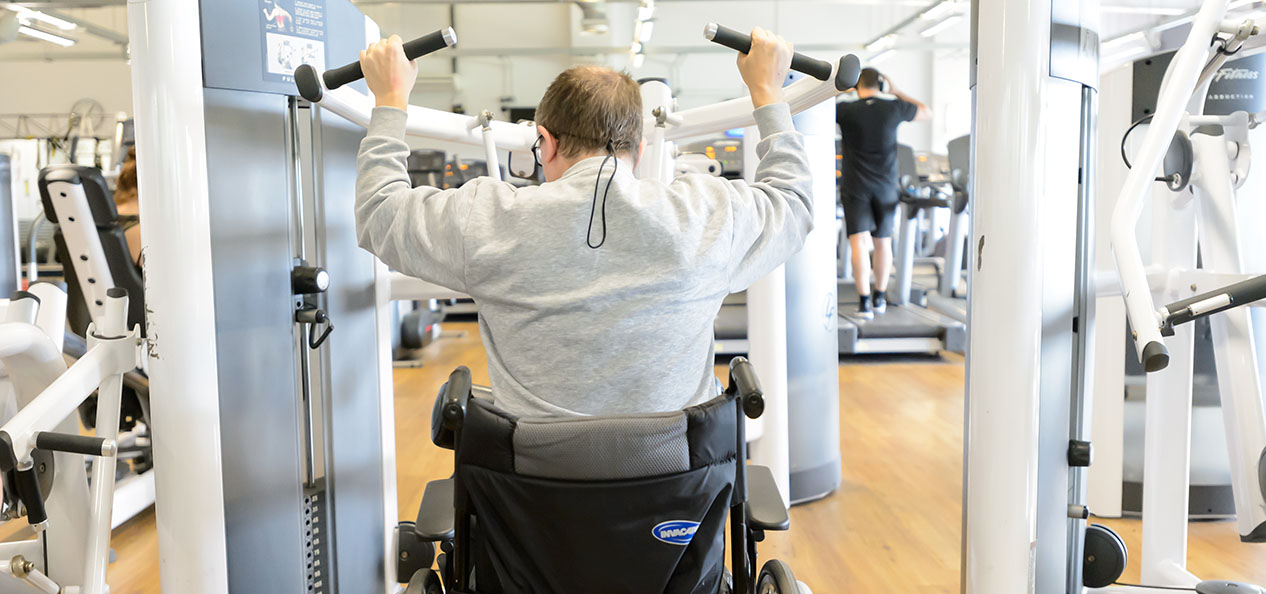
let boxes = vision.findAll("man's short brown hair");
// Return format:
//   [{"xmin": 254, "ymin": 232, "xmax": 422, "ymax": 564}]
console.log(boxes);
[
  {"xmin": 536, "ymin": 66, "xmax": 643, "ymax": 159},
  {"xmin": 857, "ymin": 68, "xmax": 882, "ymax": 90}
]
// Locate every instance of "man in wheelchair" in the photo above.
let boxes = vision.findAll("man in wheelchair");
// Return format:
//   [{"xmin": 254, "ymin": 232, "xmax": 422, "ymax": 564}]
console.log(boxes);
[
  {"xmin": 357, "ymin": 24, "xmax": 815, "ymax": 594},
  {"xmin": 398, "ymin": 358, "xmax": 806, "ymax": 594}
]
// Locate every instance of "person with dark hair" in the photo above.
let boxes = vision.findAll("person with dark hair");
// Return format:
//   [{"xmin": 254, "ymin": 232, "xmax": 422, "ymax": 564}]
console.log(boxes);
[
  {"xmin": 354, "ymin": 32, "xmax": 814, "ymax": 417},
  {"xmin": 114, "ymin": 147, "xmax": 143, "ymax": 267},
  {"xmin": 837, "ymin": 67, "xmax": 930, "ymax": 319}
]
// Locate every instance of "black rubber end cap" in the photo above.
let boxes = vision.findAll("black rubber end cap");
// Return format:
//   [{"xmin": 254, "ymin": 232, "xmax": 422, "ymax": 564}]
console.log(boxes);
[
  {"xmin": 744, "ymin": 394, "xmax": 765, "ymax": 420},
  {"xmin": 295, "ymin": 64, "xmax": 324, "ymax": 102},
  {"xmin": 835, "ymin": 54, "xmax": 862, "ymax": 92},
  {"xmin": 1258, "ymin": 446, "xmax": 1265, "ymax": 503},
  {"xmin": 1242, "ymin": 522, "xmax": 1266, "ymax": 544},
  {"xmin": 0, "ymin": 432, "xmax": 16, "ymax": 473},
  {"xmin": 1195, "ymin": 581, "xmax": 1266, "ymax": 594},
  {"xmin": 9, "ymin": 290, "xmax": 39, "ymax": 304},
  {"xmin": 1142, "ymin": 341, "xmax": 1170, "ymax": 373},
  {"xmin": 106, "ymin": 287, "xmax": 127, "ymax": 299}
]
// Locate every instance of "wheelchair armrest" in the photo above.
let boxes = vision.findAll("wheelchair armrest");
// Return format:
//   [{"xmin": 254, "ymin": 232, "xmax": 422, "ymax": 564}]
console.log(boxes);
[
  {"xmin": 745, "ymin": 465, "xmax": 790, "ymax": 531},
  {"xmin": 414, "ymin": 478, "xmax": 456, "ymax": 542}
]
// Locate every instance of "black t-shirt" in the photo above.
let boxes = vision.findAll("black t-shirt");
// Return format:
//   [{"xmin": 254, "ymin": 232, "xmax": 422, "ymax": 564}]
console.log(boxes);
[{"xmin": 836, "ymin": 96, "xmax": 918, "ymax": 195}]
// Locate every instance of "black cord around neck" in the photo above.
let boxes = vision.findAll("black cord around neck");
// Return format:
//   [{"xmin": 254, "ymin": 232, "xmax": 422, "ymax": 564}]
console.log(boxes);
[{"xmin": 586, "ymin": 140, "xmax": 618, "ymax": 249}]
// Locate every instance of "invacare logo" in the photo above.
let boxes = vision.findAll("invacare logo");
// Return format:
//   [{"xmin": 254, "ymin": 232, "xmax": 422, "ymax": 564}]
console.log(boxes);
[{"xmin": 652, "ymin": 520, "xmax": 700, "ymax": 545}]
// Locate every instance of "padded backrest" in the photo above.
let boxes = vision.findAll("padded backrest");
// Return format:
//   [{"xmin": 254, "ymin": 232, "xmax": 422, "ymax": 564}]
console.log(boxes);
[
  {"xmin": 948, "ymin": 134, "xmax": 971, "ymax": 181},
  {"xmin": 514, "ymin": 413, "xmax": 691, "ymax": 480},
  {"xmin": 458, "ymin": 393, "xmax": 740, "ymax": 481},
  {"xmin": 38, "ymin": 165, "xmax": 145, "ymax": 337}
]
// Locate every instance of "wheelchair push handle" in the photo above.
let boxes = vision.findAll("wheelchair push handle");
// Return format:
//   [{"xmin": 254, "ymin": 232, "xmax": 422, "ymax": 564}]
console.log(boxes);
[
  {"xmin": 726, "ymin": 357, "xmax": 765, "ymax": 419},
  {"xmin": 704, "ymin": 23, "xmax": 862, "ymax": 91},
  {"xmin": 444, "ymin": 367, "xmax": 473, "ymax": 423},
  {"xmin": 295, "ymin": 27, "xmax": 457, "ymax": 102}
]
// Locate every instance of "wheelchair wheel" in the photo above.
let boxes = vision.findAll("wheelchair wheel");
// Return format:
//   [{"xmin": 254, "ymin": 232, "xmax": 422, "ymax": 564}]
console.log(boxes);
[
  {"xmin": 757, "ymin": 559, "xmax": 800, "ymax": 594},
  {"xmin": 404, "ymin": 569, "xmax": 443, "ymax": 594}
]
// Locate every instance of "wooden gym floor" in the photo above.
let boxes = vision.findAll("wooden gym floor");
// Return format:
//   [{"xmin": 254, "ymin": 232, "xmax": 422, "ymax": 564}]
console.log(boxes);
[{"xmin": 66, "ymin": 321, "xmax": 1266, "ymax": 591}]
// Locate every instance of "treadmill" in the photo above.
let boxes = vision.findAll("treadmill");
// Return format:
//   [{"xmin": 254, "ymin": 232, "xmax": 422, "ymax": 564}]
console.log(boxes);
[
  {"xmin": 922, "ymin": 135, "xmax": 970, "ymax": 323},
  {"xmin": 836, "ymin": 145, "xmax": 966, "ymax": 355}
]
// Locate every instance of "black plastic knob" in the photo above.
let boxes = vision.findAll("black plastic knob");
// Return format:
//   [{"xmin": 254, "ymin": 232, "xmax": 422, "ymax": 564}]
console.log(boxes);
[
  {"xmin": 292, "ymin": 266, "xmax": 330, "ymax": 295},
  {"xmin": 1068, "ymin": 440, "xmax": 1093, "ymax": 468}
]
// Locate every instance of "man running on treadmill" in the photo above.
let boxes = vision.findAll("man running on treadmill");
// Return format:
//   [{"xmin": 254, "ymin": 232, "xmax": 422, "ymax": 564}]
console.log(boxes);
[
  {"xmin": 836, "ymin": 68, "xmax": 930, "ymax": 319},
  {"xmin": 355, "ymin": 30, "xmax": 813, "ymax": 417}
]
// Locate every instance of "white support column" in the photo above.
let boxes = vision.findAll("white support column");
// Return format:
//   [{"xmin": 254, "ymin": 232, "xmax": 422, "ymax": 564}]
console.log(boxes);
[
  {"xmin": 128, "ymin": 1, "xmax": 231, "ymax": 592},
  {"xmin": 374, "ymin": 259, "xmax": 399, "ymax": 587},
  {"xmin": 744, "ymin": 125, "xmax": 790, "ymax": 505},
  {"xmin": 1190, "ymin": 132, "xmax": 1266, "ymax": 540},
  {"xmin": 1088, "ymin": 296, "xmax": 1126, "ymax": 518},
  {"xmin": 964, "ymin": 0, "xmax": 1065, "ymax": 590},
  {"xmin": 1140, "ymin": 185, "xmax": 1199, "ymax": 586},
  {"xmin": 637, "ymin": 80, "xmax": 674, "ymax": 184},
  {"xmin": 784, "ymin": 96, "xmax": 841, "ymax": 504}
]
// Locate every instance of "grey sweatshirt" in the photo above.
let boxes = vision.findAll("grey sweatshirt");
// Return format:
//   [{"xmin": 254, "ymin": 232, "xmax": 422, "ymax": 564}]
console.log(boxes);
[{"xmin": 356, "ymin": 103, "xmax": 813, "ymax": 417}]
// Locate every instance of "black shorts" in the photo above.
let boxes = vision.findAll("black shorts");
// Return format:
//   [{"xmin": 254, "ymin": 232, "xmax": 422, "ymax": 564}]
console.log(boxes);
[{"xmin": 841, "ymin": 185, "xmax": 899, "ymax": 238}]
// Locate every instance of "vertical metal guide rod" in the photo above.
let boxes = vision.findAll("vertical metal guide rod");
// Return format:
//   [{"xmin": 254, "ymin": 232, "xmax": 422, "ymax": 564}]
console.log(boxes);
[{"xmin": 287, "ymin": 97, "xmax": 321, "ymax": 490}]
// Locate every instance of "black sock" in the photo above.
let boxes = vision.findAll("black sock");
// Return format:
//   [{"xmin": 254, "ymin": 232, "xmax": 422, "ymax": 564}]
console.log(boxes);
[
  {"xmin": 874, "ymin": 290, "xmax": 886, "ymax": 301},
  {"xmin": 860, "ymin": 294, "xmax": 872, "ymax": 308}
]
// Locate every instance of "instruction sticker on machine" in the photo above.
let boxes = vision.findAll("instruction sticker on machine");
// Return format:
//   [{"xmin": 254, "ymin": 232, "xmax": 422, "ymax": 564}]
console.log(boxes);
[{"xmin": 260, "ymin": 0, "xmax": 326, "ymax": 83}]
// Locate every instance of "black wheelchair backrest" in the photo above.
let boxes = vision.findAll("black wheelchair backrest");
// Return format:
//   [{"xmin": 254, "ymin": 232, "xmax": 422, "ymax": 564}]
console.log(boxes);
[{"xmin": 451, "ymin": 394, "xmax": 744, "ymax": 594}]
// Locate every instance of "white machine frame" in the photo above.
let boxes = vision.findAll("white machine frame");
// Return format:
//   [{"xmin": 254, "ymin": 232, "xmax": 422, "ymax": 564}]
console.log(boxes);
[
  {"xmin": 1098, "ymin": 0, "xmax": 1266, "ymax": 589},
  {"xmin": 39, "ymin": 168, "xmax": 157, "ymax": 530},
  {"xmin": 0, "ymin": 284, "xmax": 140, "ymax": 594}
]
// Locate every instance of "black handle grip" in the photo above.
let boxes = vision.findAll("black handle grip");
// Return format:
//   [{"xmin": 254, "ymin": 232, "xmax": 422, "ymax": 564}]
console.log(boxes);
[
  {"xmin": 326, "ymin": 28, "xmax": 455, "ymax": 91},
  {"xmin": 443, "ymin": 366, "xmax": 473, "ymax": 431},
  {"xmin": 726, "ymin": 357, "xmax": 765, "ymax": 419},
  {"xmin": 1161, "ymin": 273, "xmax": 1266, "ymax": 336},
  {"xmin": 704, "ymin": 23, "xmax": 833, "ymax": 82},
  {"xmin": 35, "ymin": 432, "xmax": 112, "ymax": 457},
  {"xmin": 14, "ymin": 467, "xmax": 46, "ymax": 527},
  {"xmin": 295, "ymin": 27, "xmax": 457, "ymax": 102}
]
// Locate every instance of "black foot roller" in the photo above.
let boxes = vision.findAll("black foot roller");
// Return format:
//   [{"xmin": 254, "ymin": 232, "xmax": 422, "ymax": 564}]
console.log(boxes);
[{"xmin": 1083, "ymin": 524, "xmax": 1127, "ymax": 589}]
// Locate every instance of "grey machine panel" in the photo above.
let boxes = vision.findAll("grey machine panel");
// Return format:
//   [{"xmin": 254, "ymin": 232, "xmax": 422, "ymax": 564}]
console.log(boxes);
[
  {"xmin": 1133, "ymin": 51, "xmax": 1266, "ymax": 120},
  {"xmin": 201, "ymin": 0, "xmax": 370, "ymax": 97},
  {"xmin": 1050, "ymin": 0, "xmax": 1100, "ymax": 89},
  {"xmin": 204, "ymin": 87, "xmax": 310, "ymax": 593},
  {"xmin": 201, "ymin": 1, "xmax": 383, "ymax": 591}
]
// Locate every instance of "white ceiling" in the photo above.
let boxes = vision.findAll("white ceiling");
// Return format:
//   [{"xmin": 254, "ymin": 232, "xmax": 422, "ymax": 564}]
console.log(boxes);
[{"xmin": 0, "ymin": 0, "xmax": 1255, "ymax": 62}]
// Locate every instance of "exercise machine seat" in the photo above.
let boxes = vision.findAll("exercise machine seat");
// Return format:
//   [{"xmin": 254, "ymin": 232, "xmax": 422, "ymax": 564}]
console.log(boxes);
[{"xmin": 37, "ymin": 165, "xmax": 145, "ymax": 338}]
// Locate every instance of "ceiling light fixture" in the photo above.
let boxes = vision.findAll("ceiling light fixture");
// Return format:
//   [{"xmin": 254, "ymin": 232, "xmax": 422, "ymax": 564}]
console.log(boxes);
[
  {"xmin": 18, "ymin": 24, "xmax": 75, "ymax": 46},
  {"xmin": 869, "ymin": 48, "xmax": 895, "ymax": 64},
  {"xmin": 865, "ymin": 34, "xmax": 897, "ymax": 53},
  {"xmin": 4, "ymin": 5, "xmax": 75, "ymax": 31}
]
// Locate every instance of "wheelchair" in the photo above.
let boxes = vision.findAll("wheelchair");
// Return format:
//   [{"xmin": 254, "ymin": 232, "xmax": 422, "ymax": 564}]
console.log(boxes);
[{"xmin": 396, "ymin": 357, "xmax": 809, "ymax": 594}]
